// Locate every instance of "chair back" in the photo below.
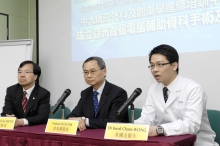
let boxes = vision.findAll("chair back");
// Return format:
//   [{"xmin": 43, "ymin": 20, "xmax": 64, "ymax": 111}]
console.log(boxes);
[
  {"xmin": 128, "ymin": 108, "xmax": 142, "ymax": 123},
  {"xmin": 49, "ymin": 105, "xmax": 71, "ymax": 119},
  {"xmin": 207, "ymin": 109, "xmax": 220, "ymax": 144}
]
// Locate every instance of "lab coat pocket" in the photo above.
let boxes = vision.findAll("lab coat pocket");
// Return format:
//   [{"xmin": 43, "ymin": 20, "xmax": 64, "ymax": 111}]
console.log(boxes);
[{"xmin": 174, "ymin": 107, "xmax": 187, "ymax": 119}]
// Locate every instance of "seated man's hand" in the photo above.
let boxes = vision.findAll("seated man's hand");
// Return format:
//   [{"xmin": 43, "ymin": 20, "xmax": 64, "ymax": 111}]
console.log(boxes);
[
  {"xmin": 6, "ymin": 114, "xmax": 15, "ymax": 117},
  {"xmin": 148, "ymin": 126, "xmax": 158, "ymax": 137},
  {"xmin": 68, "ymin": 117, "xmax": 86, "ymax": 131},
  {"xmin": 14, "ymin": 119, "xmax": 24, "ymax": 127}
]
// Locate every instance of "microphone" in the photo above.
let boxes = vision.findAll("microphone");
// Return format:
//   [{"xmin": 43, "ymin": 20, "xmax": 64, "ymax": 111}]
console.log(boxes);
[
  {"xmin": 50, "ymin": 89, "xmax": 71, "ymax": 114},
  {"xmin": 117, "ymin": 88, "xmax": 142, "ymax": 115}
]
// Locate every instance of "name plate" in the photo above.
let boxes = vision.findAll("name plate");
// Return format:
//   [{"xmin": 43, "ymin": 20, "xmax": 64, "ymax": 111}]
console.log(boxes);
[
  {"xmin": 45, "ymin": 119, "xmax": 78, "ymax": 135},
  {"xmin": 0, "ymin": 117, "xmax": 16, "ymax": 130},
  {"xmin": 104, "ymin": 123, "xmax": 149, "ymax": 140}
]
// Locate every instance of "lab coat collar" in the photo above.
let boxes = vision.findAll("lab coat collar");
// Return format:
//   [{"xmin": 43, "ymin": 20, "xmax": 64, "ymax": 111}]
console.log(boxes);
[{"xmin": 157, "ymin": 75, "xmax": 182, "ymax": 110}]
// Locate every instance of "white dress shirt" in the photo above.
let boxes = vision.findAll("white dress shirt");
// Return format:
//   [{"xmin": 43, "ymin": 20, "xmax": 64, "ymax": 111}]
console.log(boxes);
[
  {"xmin": 85, "ymin": 80, "xmax": 106, "ymax": 126},
  {"xmin": 22, "ymin": 84, "xmax": 35, "ymax": 126}
]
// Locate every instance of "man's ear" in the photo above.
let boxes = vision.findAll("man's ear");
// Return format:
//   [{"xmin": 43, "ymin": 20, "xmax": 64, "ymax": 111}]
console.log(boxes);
[
  {"xmin": 34, "ymin": 75, "xmax": 38, "ymax": 81},
  {"xmin": 172, "ymin": 62, "xmax": 178, "ymax": 72},
  {"xmin": 103, "ymin": 68, "xmax": 107, "ymax": 77}
]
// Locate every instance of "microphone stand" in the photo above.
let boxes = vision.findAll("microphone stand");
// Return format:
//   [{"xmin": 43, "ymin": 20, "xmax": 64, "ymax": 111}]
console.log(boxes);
[
  {"xmin": 61, "ymin": 102, "xmax": 65, "ymax": 119},
  {"xmin": 130, "ymin": 103, "xmax": 134, "ymax": 124}
]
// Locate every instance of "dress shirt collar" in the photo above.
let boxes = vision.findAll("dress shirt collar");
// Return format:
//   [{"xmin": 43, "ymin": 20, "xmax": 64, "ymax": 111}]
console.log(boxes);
[
  {"xmin": 93, "ymin": 80, "xmax": 106, "ymax": 95},
  {"xmin": 164, "ymin": 75, "xmax": 179, "ymax": 92},
  {"xmin": 23, "ymin": 84, "xmax": 35, "ymax": 100}
]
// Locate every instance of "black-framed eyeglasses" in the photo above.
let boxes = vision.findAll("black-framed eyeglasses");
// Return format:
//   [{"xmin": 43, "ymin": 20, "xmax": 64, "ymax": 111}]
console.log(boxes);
[
  {"xmin": 148, "ymin": 62, "xmax": 171, "ymax": 69},
  {"xmin": 17, "ymin": 71, "xmax": 34, "ymax": 74},
  {"xmin": 83, "ymin": 69, "xmax": 102, "ymax": 76}
]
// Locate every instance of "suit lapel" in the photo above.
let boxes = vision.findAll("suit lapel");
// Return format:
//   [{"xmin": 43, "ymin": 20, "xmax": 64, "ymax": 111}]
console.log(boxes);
[
  {"xmin": 88, "ymin": 88, "xmax": 94, "ymax": 117},
  {"xmin": 97, "ymin": 81, "xmax": 109, "ymax": 115},
  {"xmin": 157, "ymin": 84, "xmax": 166, "ymax": 109},
  {"xmin": 16, "ymin": 85, "xmax": 25, "ymax": 117},
  {"xmin": 165, "ymin": 90, "xmax": 178, "ymax": 109},
  {"xmin": 165, "ymin": 76, "xmax": 182, "ymax": 109},
  {"xmin": 25, "ymin": 84, "xmax": 39, "ymax": 116}
]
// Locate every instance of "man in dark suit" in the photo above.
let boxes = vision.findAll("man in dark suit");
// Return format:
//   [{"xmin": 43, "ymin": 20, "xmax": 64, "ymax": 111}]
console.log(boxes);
[
  {"xmin": 67, "ymin": 57, "xmax": 128, "ymax": 130},
  {"xmin": 1, "ymin": 60, "xmax": 50, "ymax": 127}
]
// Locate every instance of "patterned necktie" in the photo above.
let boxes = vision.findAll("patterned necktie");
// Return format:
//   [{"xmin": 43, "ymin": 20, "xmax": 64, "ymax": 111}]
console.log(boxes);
[
  {"xmin": 93, "ymin": 91, "xmax": 99, "ymax": 118},
  {"xmin": 22, "ymin": 91, "xmax": 28, "ymax": 112},
  {"xmin": 163, "ymin": 87, "xmax": 168, "ymax": 103}
]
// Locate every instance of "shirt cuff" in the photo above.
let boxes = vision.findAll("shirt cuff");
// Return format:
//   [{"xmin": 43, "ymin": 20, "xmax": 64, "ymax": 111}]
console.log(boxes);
[
  {"xmin": 85, "ymin": 118, "xmax": 90, "ymax": 127},
  {"xmin": 22, "ymin": 119, "xmax": 28, "ymax": 126}
]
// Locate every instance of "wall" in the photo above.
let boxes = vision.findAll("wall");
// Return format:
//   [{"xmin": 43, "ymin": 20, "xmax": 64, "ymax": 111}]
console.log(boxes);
[
  {"xmin": 0, "ymin": 0, "xmax": 37, "ymax": 63},
  {"xmin": 38, "ymin": 0, "xmax": 220, "ymax": 112}
]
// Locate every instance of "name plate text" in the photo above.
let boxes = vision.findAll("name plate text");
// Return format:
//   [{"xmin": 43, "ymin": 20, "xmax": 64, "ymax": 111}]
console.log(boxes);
[
  {"xmin": 0, "ymin": 117, "xmax": 16, "ymax": 130},
  {"xmin": 45, "ymin": 119, "xmax": 78, "ymax": 135},
  {"xmin": 104, "ymin": 123, "xmax": 149, "ymax": 140}
]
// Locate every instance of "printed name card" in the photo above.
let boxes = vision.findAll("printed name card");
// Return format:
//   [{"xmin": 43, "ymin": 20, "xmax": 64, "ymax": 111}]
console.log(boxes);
[
  {"xmin": 104, "ymin": 123, "xmax": 149, "ymax": 140},
  {"xmin": 45, "ymin": 119, "xmax": 78, "ymax": 135},
  {"xmin": 0, "ymin": 117, "xmax": 16, "ymax": 130}
]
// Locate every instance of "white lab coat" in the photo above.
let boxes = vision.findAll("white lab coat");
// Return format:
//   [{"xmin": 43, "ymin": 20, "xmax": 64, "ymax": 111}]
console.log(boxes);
[{"xmin": 135, "ymin": 75, "xmax": 218, "ymax": 146}]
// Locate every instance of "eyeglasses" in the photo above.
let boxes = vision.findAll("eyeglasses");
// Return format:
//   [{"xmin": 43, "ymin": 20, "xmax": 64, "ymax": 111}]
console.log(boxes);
[
  {"xmin": 17, "ymin": 71, "xmax": 34, "ymax": 75},
  {"xmin": 148, "ymin": 62, "xmax": 171, "ymax": 69},
  {"xmin": 83, "ymin": 69, "xmax": 102, "ymax": 76}
]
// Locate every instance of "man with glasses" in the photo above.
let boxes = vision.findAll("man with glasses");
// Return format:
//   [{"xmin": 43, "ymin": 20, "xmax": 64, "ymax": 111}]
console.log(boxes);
[
  {"xmin": 67, "ymin": 56, "xmax": 128, "ymax": 130},
  {"xmin": 135, "ymin": 44, "xmax": 218, "ymax": 146},
  {"xmin": 1, "ymin": 60, "xmax": 50, "ymax": 127}
]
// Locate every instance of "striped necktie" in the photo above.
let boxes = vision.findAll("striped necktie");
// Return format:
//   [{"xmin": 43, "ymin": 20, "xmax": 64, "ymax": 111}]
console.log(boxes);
[{"xmin": 22, "ymin": 91, "xmax": 28, "ymax": 112}]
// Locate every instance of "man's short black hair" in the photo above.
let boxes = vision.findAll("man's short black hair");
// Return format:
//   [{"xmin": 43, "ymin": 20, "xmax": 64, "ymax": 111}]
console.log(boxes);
[
  {"xmin": 18, "ymin": 60, "xmax": 41, "ymax": 82},
  {"xmin": 149, "ymin": 44, "xmax": 179, "ymax": 73}
]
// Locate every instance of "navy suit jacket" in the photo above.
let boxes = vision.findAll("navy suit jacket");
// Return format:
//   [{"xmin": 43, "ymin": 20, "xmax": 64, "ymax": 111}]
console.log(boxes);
[
  {"xmin": 67, "ymin": 81, "xmax": 129, "ymax": 128},
  {"xmin": 1, "ymin": 83, "xmax": 50, "ymax": 126}
]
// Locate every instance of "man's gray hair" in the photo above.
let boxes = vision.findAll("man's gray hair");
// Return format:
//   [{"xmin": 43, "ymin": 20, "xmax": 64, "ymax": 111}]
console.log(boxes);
[{"xmin": 83, "ymin": 56, "xmax": 106, "ymax": 69}]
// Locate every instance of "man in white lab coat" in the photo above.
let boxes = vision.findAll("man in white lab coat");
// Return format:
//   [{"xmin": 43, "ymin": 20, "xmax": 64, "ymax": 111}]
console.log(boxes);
[{"xmin": 135, "ymin": 44, "xmax": 218, "ymax": 146}]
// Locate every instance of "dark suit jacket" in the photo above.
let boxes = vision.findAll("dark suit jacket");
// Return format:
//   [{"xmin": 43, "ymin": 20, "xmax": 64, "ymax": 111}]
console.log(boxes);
[
  {"xmin": 1, "ymin": 83, "xmax": 50, "ymax": 126},
  {"xmin": 67, "ymin": 81, "xmax": 129, "ymax": 128}
]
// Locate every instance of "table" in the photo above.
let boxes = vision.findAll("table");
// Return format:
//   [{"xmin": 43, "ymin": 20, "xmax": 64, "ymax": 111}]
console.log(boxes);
[{"xmin": 0, "ymin": 124, "xmax": 196, "ymax": 146}]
